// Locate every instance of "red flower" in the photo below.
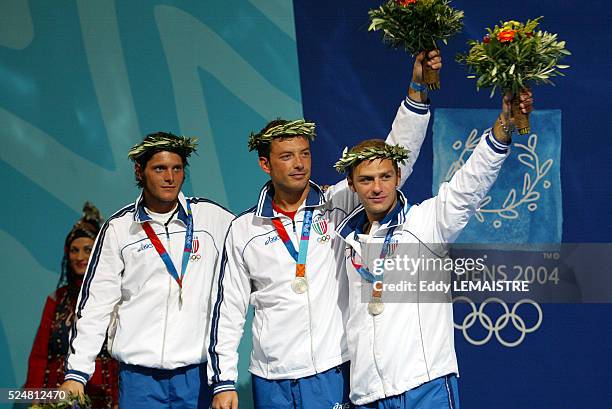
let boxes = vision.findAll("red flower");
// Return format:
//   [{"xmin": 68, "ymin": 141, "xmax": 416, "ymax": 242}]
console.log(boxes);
[
  {"xmin": 483, "ymin": 35, "xmax": 490, "ymax": 43},
  {"xmin": 497, "ymin": 29, "xmax": 516, "ymax": 43},
  {"xmin": 398, "ymin": 0, "xmax": 417, "ymax": 6}
]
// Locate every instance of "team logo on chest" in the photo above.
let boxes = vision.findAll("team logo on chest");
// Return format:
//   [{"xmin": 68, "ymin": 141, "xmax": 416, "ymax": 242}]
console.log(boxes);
[
  {"xmin": 382, "ymin": 238, "xmax": 398, "ymax": 256},
  {"xmin": 190, "ymin": 236, "xmax": 201, "ymax": 261},
  {"xmin": 312, "ymin": 216, "xmax": 331, "ymax": 244}
]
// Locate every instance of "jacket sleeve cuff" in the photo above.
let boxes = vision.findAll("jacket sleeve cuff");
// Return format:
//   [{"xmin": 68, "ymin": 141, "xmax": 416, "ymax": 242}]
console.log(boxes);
[
  {"xmin": 484, "ymin": 128, "xmax": 511, "ymax": 154},
  {"xmin": 213, "ymin": 381, "xmax": 236, "ymax": 395},
  {"xmin": 403, "ymin": 96, "xmax": 430, "ymax": 115},
  {"xmin": 64, "ymin": 370, "xmax": 89, "ymax": 385}
]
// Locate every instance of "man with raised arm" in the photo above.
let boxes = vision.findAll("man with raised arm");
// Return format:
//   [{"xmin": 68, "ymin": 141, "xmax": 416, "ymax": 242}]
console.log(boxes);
[
  {"xmin": 208, "ymin": 52, "xmax": 442, "ymax": 409},
  {"xmin": 334, "ymin": 90, "xmax": 533, "ymax": 408}
]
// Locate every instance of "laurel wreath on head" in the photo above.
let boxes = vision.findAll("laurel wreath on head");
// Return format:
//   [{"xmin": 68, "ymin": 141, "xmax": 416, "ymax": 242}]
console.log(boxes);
[
  {"xmin": 334, "ymin": 144, "xmax": 410, "ymax": 173},
  {"xmin": 248, "ymin": 119, "xmax": 316, "ymax": 151},
  {"xmin": 128, "ymin": 133, "xmax": 198, "ymax": 161}
]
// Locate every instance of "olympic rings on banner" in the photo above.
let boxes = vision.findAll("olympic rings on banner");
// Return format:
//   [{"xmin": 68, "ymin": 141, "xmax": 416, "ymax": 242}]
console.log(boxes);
[
  {"xmin": 453, "ymin": 296, "xmax": 542, "ymax": 347},
  {"xmin": 190, "ymin": 254, "xmax": 201, "ymax": 261}
]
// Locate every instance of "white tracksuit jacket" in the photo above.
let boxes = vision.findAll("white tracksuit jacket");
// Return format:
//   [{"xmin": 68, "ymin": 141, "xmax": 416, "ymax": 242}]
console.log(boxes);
[
  {"xmin": 207, "ymin": 97, "xmax": 431, "ymax": 394},
  {"xmin": 65, "ymin": 192, "xmax": 233, "ymax": 385},
  {"xmin": 336, "ymin": 129, "xmax": 510, "ymax": 405}
]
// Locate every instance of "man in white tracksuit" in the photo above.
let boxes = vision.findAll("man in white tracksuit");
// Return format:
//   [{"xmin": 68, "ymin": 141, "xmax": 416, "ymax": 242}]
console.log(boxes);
[
  {"xmin": 61, "ymin": 132, "xmax": 234, "ymax": 408},
  {"xmin": 334, "ymin": 90, "xmax": 533, "ymax": 408},
  {"xmin": 208, "ymin": 52, "xmax": 442, "ymax": 409}
]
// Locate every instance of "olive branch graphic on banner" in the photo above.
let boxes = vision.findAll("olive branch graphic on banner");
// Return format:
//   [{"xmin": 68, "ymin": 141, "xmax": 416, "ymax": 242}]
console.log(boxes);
[{"xmin": 445, "ymin": 131, "xmax": 553, "ymax": 229}]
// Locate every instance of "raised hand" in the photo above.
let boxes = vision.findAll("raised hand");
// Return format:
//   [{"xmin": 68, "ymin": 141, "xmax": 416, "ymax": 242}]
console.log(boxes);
[
  {"xmin": 409, "ymin": 50, "xmax": 442, "ymax": 102},
  {"xmin": 493, "ymin": 89, "xmax": 534, "ymax": 143}
]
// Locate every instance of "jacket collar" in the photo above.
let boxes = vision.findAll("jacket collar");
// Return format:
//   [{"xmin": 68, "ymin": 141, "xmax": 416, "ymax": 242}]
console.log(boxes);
[
  {"xmin": 337, "ymin": 190, "xmax": 410, "ymax": 239},
  {"xmin": 255, "ymin": 180, "xmax": 326, "ymax": 218},
  {"xmin": 133, "ymin": 191, "xmax": 190, "ymax": 225}
]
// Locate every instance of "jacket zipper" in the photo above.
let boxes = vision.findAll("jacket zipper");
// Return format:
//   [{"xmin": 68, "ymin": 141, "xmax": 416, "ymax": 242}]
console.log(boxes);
[
  {"xmin": 372, "ymin": 315, "xmax": 386, "ymax": 393},
  {"xmin": 305, "ymin": 283, "xmax": 317, "ymax": 370},
  {"xmin": 275, "ymin": 211, "xmax": 316, "ymax": 370},
  {"xmin": 160, "ymin": 224, "xmax": 172, "ymax": 366},
  {"xmin": 295, "ymin": 212, "xmax": 316, "ymax": 370},
  {"xmin": 366, "ymin": 232, "xmax": 386, "ymax": 393}
]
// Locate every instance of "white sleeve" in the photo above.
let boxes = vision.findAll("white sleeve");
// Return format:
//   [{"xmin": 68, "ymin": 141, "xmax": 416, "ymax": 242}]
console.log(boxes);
[
  {"xmin": 204, "ymin": 205, "xmax": 236, "ymax": 334},
  {"xmin": 207, "ymin": 222, "xmax": 251, "ymax": 395},
  {"xmin": 387, "ymin": 96, "xmax": 431, "ymax": 187},
  {"xmin": 429, "ymin": 129, "xmax": 510, "ymax": 244},
  {"xmin": 65, "ymin": 223, "xmax": 123, "ymax": 385}
]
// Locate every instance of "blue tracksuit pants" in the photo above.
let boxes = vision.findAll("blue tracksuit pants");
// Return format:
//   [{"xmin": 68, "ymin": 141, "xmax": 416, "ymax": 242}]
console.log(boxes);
[
  {"xmin": 252, "ymin": 362, "xmax": 351, "ymax": 409},
  {"xmin": 119, "ymin": 362, "xmax": 212, "ymax": 409},
  {"xmin": 354, "ymin": 375, "xmax": 459, "ymax": 409}
]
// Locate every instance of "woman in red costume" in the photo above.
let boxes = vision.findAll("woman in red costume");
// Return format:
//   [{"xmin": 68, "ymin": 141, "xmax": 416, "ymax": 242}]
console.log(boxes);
[{"xmin": 24, "ymin": 203, "xmax": 118, "ymax": 408}]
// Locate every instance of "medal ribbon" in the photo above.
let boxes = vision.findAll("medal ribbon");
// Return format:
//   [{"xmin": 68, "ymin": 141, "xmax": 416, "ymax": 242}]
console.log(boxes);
[
  {"xmin": 351, "ymin": 226, "xmax": 397, "ymax": 298},
  {"xmin": 141, "ymin": 201, "xmax": 194, "ymax": 291},
  {"xmin": 271, "ymin": 208, "xmax": 314, "ymax": 279}
]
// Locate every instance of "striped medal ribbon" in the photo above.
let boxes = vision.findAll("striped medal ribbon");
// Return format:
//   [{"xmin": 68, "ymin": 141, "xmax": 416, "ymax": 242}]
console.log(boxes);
[
  {"xmin": 271, "ymin": 209, "xmax": 314, "ymax": 294},
  {"xmin": 141, "ymin": 201, "xmax": 193, "ymax": 307},
  {"xmin": 350, "ymin": 226, "xmax": 397, "ymax": 315}
]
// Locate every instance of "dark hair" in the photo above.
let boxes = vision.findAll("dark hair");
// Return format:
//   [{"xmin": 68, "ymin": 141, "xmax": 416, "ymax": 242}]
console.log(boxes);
[
  {"xmin": 253, "ymin": 120, "xmax": 311, "ymax": 160},
  {"xmin": 255, "ymin": 119, "xmax": 289, "ymax": 159},
  {"xmin": 58, "ymin": 203, "xmax": 102, "ymax": 296},
  {"xmin": 134, "ymin": 132, "xmax": 190, "ymax": 188},
  {"xmin": 50, "ymin": 205, "xmax": 107, "ymax": 382},
  {"xmin": 347, "ymin": 139, "xmax": 399, "ymax": 179}
]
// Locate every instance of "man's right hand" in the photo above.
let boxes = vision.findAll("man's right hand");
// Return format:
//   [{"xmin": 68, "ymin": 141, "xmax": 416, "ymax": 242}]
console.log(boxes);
[
  {"xmin": 59, "ymin": 380, "xmax": 85, "ymax": 397},
  {"xmin": 409, "ymin": 50, "xmax": 442, "ymax": 103},
  {"xmin": 212, "ymin": 390, "xmax": 239, "ymax": 409}
]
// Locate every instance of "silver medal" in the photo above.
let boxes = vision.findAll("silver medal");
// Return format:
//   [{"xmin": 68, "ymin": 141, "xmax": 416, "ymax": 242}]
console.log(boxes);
[
  {"xmin": 368, "ymin": 297, "xmax": 384, "ymax": 315},
  {"xmin": 291, "ymin": 277, "xmax": 308, "ymax": 294}
]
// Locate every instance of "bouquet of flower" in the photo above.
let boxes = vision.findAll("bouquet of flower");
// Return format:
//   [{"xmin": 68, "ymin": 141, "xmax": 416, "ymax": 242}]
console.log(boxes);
[
  {"xmin": 30, "ymin": 393, "xmax": 92, "ymax": 409},
  {"xmin": 456, "ymin": 17, "xmax": 570, "ymax": 134},
  {"xmin": 368, "ymin": 0, "xmax": 464, "ymax": 89}
]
